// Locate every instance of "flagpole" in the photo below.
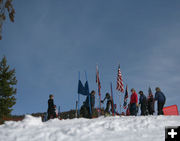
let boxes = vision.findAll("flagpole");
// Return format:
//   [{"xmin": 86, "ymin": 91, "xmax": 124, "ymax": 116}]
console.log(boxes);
[
  {"xmin": 110, "ymin": 82, "xmax": 115, "ymax": 116},
  {"xmin": 85, "ymin": 71, "xmax": 92, "ymax": 116},
  {"xmin": 75, "ymin": 101, "xmax": 78, "ymax": 118},
  {"xmin": 96, "ymin": 65, "xmax": 101, "ymax": 116},
  {"xmin": 98, "ymin": 83, "xmax": 101, "ymax": 115},
  {"xmin": 58, "ymin": 106, "xmax": 61, "ymax": 119},
  {"xmin": 78, "ymin": 72, "xmax": 80, "ymax": 117}
]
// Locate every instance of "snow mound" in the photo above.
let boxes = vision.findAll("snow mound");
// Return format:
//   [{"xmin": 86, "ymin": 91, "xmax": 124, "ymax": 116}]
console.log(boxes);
[{"xmin": 0, "ymin": 115, "xmax": 180, "ymax": 141}]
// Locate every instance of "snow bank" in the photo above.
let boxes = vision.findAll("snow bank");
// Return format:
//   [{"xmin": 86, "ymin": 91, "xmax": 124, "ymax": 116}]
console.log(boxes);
[{"xmin": 0, "ymin": 115, "xmax": 180, "ymax": 141}]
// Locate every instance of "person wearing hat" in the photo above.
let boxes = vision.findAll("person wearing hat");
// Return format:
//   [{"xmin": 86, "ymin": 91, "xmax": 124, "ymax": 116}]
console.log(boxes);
[
  {"xmin": 154, "ymin": 87, "xmax": 166, "ymax": 115},
  {"xmin": 138, "ymin": 91, "xmax": 148, "ymax": 116},
  {"xmin": 130, "ymin": 88, "xmax": 138, "ymax": 116}
]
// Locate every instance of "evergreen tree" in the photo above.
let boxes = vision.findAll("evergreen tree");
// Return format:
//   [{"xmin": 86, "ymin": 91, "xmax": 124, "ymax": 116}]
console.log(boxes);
[{"xmin": 0, "ymin": 56, "xmax": 17, "ymax": 119}]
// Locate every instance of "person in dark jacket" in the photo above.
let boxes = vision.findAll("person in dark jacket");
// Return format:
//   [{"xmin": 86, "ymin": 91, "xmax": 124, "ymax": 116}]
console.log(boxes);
[
  {"xmin": 85, "ymin": 90, "xmax": 96, "ymax": 118},
  {"xmin": 130, "ymin": 88, "xmax": 138, "ymax": 116},
  {"xmin": 47, "ymin": 94, "xmax": 56, "ymax": 119},
  {"xmin": 154, "ymin": 87, "xmax": 166, "ymax": 115},
  {"xmin": 85, "ymin": 90, "xmax": 95, "ymax": 108},
  {"xmin": 138, "ymin": 91, "xmax": 148, "ymax": 116},
  {"xmin": 147, "ymin": 93, "xmax": 155, "ymax": 115},
  {"xmin": 101, "ymin": 93, "xmax": 112, "ymax": 114}
]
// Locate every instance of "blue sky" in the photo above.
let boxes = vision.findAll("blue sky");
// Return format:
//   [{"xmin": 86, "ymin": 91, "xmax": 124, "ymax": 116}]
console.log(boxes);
[{"xmin": 0, "ymin": 0, "xmax": 180, "ymax": 115}]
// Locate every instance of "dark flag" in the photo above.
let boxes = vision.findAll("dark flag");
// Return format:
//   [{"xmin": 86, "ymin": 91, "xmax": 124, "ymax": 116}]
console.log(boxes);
[
  {"xmin": 78, "ymin": 80, "xmax": 89, "ymax": 96},
  {"xmin": 148, "ymin": 86, "xmax": 155, "ymax": 115},
  {"xmin": 148, "ymin": 87, "xmax": 153, "ymax": 96},
  {"xmin": 123, "ymin": 85, "xmax": 128, "ymax": 109},
  {"xmin": 96, "ymin": 65, "xmax": 101, "ymax": 96}
]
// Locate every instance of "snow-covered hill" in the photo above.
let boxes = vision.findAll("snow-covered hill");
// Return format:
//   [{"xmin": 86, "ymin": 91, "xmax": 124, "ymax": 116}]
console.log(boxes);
[{"xmin": 0, "ymin": 115, "xmax": 180, "ymax": 141}]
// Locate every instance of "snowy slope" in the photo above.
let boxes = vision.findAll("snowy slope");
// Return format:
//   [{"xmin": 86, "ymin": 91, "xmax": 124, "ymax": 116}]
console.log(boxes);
[{"xmin": 0, "ymin": 115, "xmax": 180, "ymax": 141}]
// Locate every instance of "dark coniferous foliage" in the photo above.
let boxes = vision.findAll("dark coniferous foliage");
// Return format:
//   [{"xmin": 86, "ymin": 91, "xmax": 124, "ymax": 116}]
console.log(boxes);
[{"xmin": 0, "ymin": 56, "xmax": 17, "ymax": 119}]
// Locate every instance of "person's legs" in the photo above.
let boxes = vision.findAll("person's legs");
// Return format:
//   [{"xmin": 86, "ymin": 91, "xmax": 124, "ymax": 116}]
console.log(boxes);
[
  {"xmin": 130, "ymin": 104, "xmax": 133, "ymax": 115},
  {"xmin": 130, "ymin": 103, "xmax": 136, "ymax": 116},
  {"xmin": 87, "ymin": 107, "xmax": 92, "ymax": 118},
  {"xmin": 47, "ymin": 109, "xmax": 51, "ymax": 120},
  {"xmin": 158, "ymin": 102, "xmax": 164, "ymax": 115},
  {"xmin": 141, "ymin": 106, "xmax": 146, "ymax": 116},
  {"xmin": 161, "ymin": 102, "xmax": 165, "ymax": 115}
]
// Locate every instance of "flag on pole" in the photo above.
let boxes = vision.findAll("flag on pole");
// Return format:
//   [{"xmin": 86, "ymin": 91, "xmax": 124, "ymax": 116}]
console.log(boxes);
[
  {"xmin": 96, "ymin": 65, "xmax": 101, "ymax": 96},
  {"xmin": 77, "ymin": 72, "xmax": 92, "ymax": 116},
  {"xmin": 78, "ymin": 80, "xmax": 89, "ymax": 96},
  {"xmin": 96, "ymin": 65, "xmax": 101, "ymax": 114},
  {"xmin": 148, "ymin": 87, "xmax": 153, "ymax": 96},
  {"xmin": 123, "ymin": 85, "xmax": 128, "ymax": 109},
  {"xmin": 116, "ymin": 65, "xmax": 124, "ymax": 93}
]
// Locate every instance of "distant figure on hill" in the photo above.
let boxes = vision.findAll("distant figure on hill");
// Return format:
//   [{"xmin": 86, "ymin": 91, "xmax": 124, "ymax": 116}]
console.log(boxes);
[
  {"xmin": 80, "ymin": 90, "xmax": 96, "ymax": 118},
  {"xmin": 130, "ymin": 88, "xmax": 138, "ymax": 116},
  {"xmin": 101, "ymin": 93, "xmax": 112, "ymax": 114},
  {"xmin": 47, "ymin": 94, "xmax": 56, "ymax": 119},
  {"xmin": 85, "ymin": 90, "xmax": 96, "ymax": 118},
  {"xmin": 138, "ymin": 91, "xmax": 148, "ymax": 116},
  {"xmin": 154, "ymin": 87, "xmax": 166, "ymax": 115}
]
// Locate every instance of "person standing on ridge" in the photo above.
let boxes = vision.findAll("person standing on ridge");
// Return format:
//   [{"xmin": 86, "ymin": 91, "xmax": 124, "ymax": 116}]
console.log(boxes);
[
  {"xmin": 130, "ymin": 88, "xmax": 138, "ymax": 116},
  {"xmin": 154, "ymin": 87, "xmax": 166, "ymax": 115},
  {"xmin": 101, "ymin": 93, "xmax": 112, "ymax": 114},
  {"xmin": 47, "ymin": 94, "xmax": 56, "ymax": 119},
  {"xmin": 138, "ymin": 91, "xmax": 148, "ymax": 116},
  {"xmin": 85, "ymin": 90, "xmax": 96, "ymax": 118}
]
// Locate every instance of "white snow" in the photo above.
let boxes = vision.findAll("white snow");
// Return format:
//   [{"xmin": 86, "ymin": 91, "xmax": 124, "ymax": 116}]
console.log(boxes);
[{"xmin": 0, "ymin": 115, "xmax": 180, "ymax": 141}]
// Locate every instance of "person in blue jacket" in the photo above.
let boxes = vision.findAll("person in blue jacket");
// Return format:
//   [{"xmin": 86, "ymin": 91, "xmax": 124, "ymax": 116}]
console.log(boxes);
[{"xmin": 154, "ymin": 87, "xmax": 166, "ymax": 115}]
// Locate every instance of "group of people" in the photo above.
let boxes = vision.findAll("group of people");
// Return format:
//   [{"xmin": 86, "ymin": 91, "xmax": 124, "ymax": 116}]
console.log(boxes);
[
  {"xmin": 129, "ymin": 87, "xmax": 166, "ymax": 116},
  {"xmin": 47, "ymin": 87, "xmax": 166, "ymax": 120}
]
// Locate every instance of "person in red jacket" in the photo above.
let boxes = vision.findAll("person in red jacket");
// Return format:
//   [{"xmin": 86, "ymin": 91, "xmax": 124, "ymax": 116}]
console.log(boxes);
[{"xmin": 130, "ymin": 88, "xmax": 138, "ymax": 116}]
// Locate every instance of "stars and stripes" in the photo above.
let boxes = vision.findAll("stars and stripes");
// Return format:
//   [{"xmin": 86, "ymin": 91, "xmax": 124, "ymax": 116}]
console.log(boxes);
[{"xmin": 116, "ymin": 65, "xmax": 124, "ymax": 93}]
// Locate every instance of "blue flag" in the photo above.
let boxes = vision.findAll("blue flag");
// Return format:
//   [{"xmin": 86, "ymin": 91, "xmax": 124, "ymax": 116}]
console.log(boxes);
[{"xmin": 78, "ymin": 80, "xmax": 89, "ymax": 96}]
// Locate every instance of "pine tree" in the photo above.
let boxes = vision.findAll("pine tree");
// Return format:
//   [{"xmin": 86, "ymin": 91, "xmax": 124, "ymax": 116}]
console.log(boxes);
[{"xmin": 0, "ymin": 56, "xmax": 17, "ymax": 119}]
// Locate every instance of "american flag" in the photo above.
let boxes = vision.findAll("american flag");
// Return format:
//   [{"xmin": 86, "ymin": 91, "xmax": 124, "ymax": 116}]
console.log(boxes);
[
  {"xmin": 123, "ymin": 85, "xmax": 128, "ymax": 109},
  {"xmin": 116, "ymin": 65, "xmax": 124, "ymax": 93}
]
